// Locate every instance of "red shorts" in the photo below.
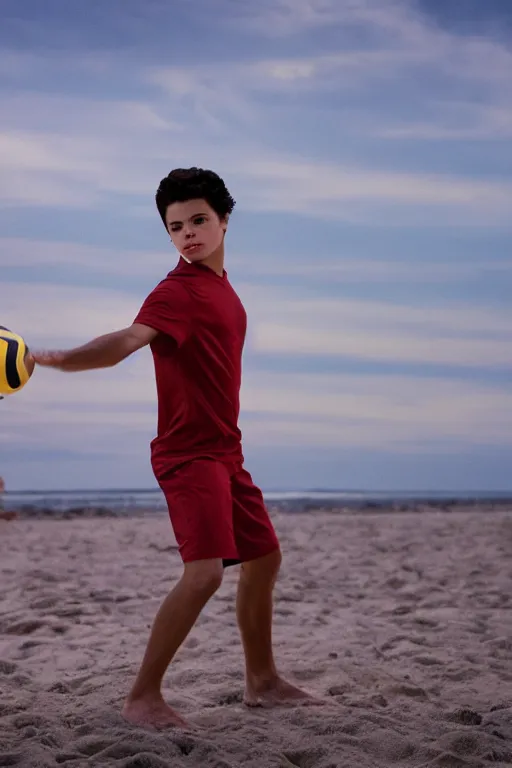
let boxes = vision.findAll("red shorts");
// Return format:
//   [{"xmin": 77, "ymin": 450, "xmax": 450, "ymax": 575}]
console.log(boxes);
[{"xmin": 158, "ymin": 459, "xmax": 280, "ymax": 566}]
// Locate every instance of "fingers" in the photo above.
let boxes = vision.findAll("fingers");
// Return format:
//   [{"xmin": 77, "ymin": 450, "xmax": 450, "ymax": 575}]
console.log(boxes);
[{"xmin": 30, "ymin": 350, "xmax": 65, "ymax": 368}]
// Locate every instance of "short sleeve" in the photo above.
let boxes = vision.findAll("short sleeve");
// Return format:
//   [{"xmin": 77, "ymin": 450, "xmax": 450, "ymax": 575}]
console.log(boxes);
[{"xmin": 133, "ymin": 278, "xmax": 193, "ymax": 347}]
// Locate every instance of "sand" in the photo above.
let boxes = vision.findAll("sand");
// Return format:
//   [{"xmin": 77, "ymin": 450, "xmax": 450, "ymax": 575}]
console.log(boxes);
[{"xmin": 0, "ymin": 508, "xmax": 511, "ymax": 768}]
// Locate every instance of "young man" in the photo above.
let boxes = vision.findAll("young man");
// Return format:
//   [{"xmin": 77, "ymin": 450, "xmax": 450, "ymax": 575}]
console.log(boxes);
[{"xmin": 32, "ymin": 168, "xmax": 314, "ymax": 729}]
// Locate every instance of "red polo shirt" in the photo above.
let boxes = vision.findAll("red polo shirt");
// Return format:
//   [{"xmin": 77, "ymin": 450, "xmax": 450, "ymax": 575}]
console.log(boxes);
[{"xmin": 133, "ymin": 257, "xmax": 247, "ymax": 480}]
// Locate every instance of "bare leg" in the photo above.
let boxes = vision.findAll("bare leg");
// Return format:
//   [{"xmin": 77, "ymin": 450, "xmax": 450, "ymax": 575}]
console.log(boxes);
[
  {"xmin": 236, "ymin": 549, "xmax": 320, "ymax": 707},
  {"xmin": 122, "ymin": 558, "xmax": 223, "ymax": 729}
]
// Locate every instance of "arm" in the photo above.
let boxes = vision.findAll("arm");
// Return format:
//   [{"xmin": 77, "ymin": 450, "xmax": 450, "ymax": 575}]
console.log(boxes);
[{"xmin": 30, "ymin": 323, "xmax": 158, "ymax": 372}]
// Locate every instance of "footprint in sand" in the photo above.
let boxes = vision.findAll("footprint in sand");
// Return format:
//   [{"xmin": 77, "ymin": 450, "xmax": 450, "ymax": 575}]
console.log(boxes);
[
  {"xmin": 362, "ymin": 728, "xmax": 417, "ymax": 762},
  {"xmin": 0, "ymin": 752, "xmax": 23, "ymax": 766},
  {"xmin": 26, "ymin": 569, "xmax": 60, "ymax": 584},
  {"xmin": 280, "ymin": 748, "xmax": 328, "ymax": 768},
  {"xmin": 443, "ymin": 667, "xmax": 479, "ymax": 683},
  {"xmin": 0, "ymin": 660, "xmax": 17, "ymax": 675},
  {"xmin": 67, "ymin": 732, "xmax": 212, "ymax": 768},
  {"xmin": 12, "ymin": 713, "xmax": 47, "ymax": 729},
  {"xmin": 414, "ymin": 654, "xmax": 445, "ymax": 667},
  {"xmin": 72, "ymin": 735, "xmax": 126, "ymax": 757},
  {"xmin": 20, "ymin": 639, "xmax": 47, "ymax": 650},
  {"xmin": 427, "ymin": 728, "xmax": 512, "ymax": 766},
  {"xmin": 4, "ymin": 619, "xmax": 46, "ymax": 635},
  {"xmin": 386, "ymin": 683, "xmax": 429, "ymax": 701},
  {"xmin": 121, "ymin": 755, "xmax": 180, "ymax": 768},
  {"xmin": 28, "ymin": 596, "xmax": 59, "ymax": 611},
  {"xmin": 448, "ymin": 708, "xmax": 482, "ymax": 726},
  {"xmin": 380, "ymin": 633, "xmax": 429, "ymax": 653},
  {"xmin": 53, "ymin": 606, "xmax": 86, "ymax": 619},
  {"xmin": 217, "ymin": 690, "xmax": 243, "ymax": 706},
  {"xmin": 47, "ymin": 682, "xmax": 71, "ymax": 694}
]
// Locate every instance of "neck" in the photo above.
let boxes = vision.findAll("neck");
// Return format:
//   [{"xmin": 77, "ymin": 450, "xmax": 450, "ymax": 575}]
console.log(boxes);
[{"xmin": 198, "ymin": 242, "xmax": 225, "ymax": 277}]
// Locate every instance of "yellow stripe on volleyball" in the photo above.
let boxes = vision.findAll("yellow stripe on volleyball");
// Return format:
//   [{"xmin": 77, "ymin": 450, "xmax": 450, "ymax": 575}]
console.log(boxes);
[{"xmin": 0, "ymin": 327, "xmax": 31, "ymax": 395}]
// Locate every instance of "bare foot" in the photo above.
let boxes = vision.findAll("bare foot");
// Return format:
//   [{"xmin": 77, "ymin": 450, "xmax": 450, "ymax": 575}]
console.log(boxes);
[
  {"xmin": 122, "ymin": 695, "xmax": 192, "ymax": 730},
  {"xmin": 244, "ymin": 676, "xmax": 327, "ymax": 708}
]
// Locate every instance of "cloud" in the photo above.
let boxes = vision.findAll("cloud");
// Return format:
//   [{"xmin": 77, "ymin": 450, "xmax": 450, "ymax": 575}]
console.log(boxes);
[
  {"xmin": 0, "ymin": 8, "xmax": 510, "ymax": 224},
  {"xmin": 241, "ymin": 387, "xmax": 512, "ymax": 450},
  {"xmin": 1, "ymin": 1, "xmax": 510, "ymax": 491},
  {"xmin": 238, "ymin": 285, "xmax": 510, "ymax": 336},
  {"xmin": 227, "ymin": 0, "xmax": 512, "ymax": 88},
  {"xmin": 154, "ymin": 0, "xmax": 512, "ymax": 147},
  {"xmin": 1, "ymin": 92, "xmax": 178, "ymax": 135},
  {"xmin": 2, "ymin": 121, "xmax": 511, "ymax": 225},
  {"xmin": 242, "ymin": 367, "xmax": 512, "ymax": 450},
  {"xmin": 242, "ymin": 369, "xmax": 512, "ymax": 431},
  {"xmin": 236, "ymin": 283, "xmax": 512, "ymax": 368},
  {"xmin": 3, "ymin": 355, "xmax": 512, "ymax": 453},
  {"xmin": 252, "ymin": 323, "xmax": 512, "ymax": 368},
  {"xmin": 2, "ymin": 279, "xmax": 511, "ymax": 465},
  {"xmin": 1, "ymin": 278, "xmax": 511, "ymax": 452},
  {"xmin": 3, "ymin": 236, "xmax": 511, "ymax": 285},
  {"xmin": 241, "ymin": 257, "xmax": 512, "ymax": 282},
  {"xmin": 3, "ymin": 279, "xmax": 511, "ymax": 368},
  {"xmin": 1, "ymin": 3, "xmax": 510, "ymax": 224},
  {"xmin": 0, "ymin": 127, "xmax": 159, "ymax": 209},
  {"xmin": 0, "ymin": 92, "xmax": 183, "ymax": 209},
  {"xmin": 0, "ymin": 238, "xmax": 174, "ymax": 277},
  {"xmin": 375, "ymin": 103, "xmax": 512, "ymax": 141},
  {"xmin": 223, "ymin": 0, "xmax": 352, "ymax": 36},
  {"xmin": 233, "ymin": 157, "xmax": 512, "ymax": 224},
  {"xmin": 148, "ymin": 48, "xmax": 411, "ymax": 98},
  {"xmin": 0, "ymin": 282, "xmax": 139, "ymax": 345},
  {"xmin": 220, "ymin": 0, "xmax": 431, "ymax": 43}
]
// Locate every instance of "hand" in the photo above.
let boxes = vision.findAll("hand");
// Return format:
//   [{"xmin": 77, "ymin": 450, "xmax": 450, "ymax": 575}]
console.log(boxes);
[{"xmin": 30, "ymin": 350, "xmax": 66, "ymax": 368}]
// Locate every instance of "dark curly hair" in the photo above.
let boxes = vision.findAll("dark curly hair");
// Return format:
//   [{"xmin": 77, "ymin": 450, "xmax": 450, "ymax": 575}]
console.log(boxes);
[{"xmin": 156, "ymin": 167, "xmax": 236, "ymax": 230}]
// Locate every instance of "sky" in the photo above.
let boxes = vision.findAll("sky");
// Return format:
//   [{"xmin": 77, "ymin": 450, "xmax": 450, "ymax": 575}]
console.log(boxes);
[{"xmin": 1, "ymin": 0, "xmax": 512, "ymax": 493}]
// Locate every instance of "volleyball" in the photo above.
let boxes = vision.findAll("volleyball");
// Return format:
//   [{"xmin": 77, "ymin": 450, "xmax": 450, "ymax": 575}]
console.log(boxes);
[{"xmin": 0, "ymin": 326, "xmax": 35, "ymax": 396}]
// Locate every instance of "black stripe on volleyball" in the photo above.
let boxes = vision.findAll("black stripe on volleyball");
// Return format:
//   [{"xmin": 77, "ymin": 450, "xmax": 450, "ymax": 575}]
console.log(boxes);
[{"xmin": 0, "ymin": 334, "xmax": 22, "ymax": 389}]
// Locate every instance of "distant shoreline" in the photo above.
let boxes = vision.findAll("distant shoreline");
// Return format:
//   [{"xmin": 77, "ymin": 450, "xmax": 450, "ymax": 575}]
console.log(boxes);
[
  {"xmin": 2, "ymin": 494, "xmax": 512, "ymax": 519},
  {"xmin": 5, "ymin": 488, "xmax": 512, "ymax": 497}
]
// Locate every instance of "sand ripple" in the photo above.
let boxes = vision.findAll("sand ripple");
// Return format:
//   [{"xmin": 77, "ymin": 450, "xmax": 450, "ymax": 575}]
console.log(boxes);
[{"xmin": 1, "ymin": 509, "xmax": 511, "ymax": 767}]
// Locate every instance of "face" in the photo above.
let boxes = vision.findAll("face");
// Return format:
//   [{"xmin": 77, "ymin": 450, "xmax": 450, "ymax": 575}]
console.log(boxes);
[{"xmin": 165, "ymin": 198, "xmax": 227, "ymax": 263}]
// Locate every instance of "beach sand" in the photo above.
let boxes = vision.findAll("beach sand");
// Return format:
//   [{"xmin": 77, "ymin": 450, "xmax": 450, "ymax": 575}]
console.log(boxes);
[{"xmin": 1, "ymin": 508, "xmax": 511, "ymax": 768}]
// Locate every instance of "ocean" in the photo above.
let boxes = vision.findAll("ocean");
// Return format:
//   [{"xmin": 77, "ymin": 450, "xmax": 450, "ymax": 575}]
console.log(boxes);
[{"xmin": 3, "ymin": 488, "xmax": 512, "ymax": 515}]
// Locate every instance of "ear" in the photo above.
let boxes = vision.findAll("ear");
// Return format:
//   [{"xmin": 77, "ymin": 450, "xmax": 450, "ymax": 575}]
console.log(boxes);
[{"xmin": 222, "ymin": 213, "xmax": 230, "ymax": 232}]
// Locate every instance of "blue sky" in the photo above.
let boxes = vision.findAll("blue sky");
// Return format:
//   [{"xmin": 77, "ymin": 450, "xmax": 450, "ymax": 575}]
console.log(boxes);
[{"xmin": 1, "ymin": 0, "xmax": 511, "ymax": 492}]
